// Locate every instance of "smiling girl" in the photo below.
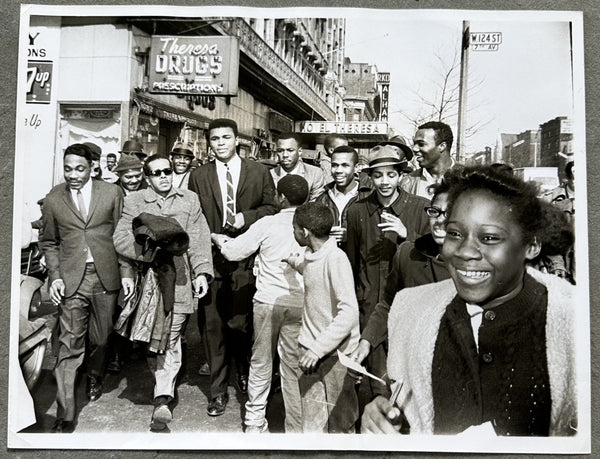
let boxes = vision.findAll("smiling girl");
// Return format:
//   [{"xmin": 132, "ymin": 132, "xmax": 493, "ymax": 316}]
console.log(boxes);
[{"xmin": 362, "ymin": 165, "xmax": 577, "ymax": 437}]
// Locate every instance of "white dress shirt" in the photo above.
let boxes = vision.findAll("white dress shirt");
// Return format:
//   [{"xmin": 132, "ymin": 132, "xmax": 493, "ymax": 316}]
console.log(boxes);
[{"xmin": 215, "ymin": 154, "xmax": 241, "ymax": 227}]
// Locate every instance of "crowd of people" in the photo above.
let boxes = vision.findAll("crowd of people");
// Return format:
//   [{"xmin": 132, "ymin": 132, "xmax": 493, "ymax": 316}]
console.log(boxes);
[{"xmin": 36, "ymin": 117, "xmax": 577, "ymax": 436}]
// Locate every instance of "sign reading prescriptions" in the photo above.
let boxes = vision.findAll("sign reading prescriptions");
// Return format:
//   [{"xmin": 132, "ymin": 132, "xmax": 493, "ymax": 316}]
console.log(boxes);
[
  {"xmin": 149, "ymin": 35, "xmax": 239, "ymax": 95},
  {"xmin": 470, "ymin": 32, "xmax": 502, "ymax": 51},
  {"xmin": 296, "ymin": 121, "xmax": 388, "ymax": 135}
]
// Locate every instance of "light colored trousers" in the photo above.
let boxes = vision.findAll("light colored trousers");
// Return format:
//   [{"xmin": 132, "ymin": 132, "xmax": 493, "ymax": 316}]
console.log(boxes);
[
  {"xmin": 244, "ymin": 300, "xmax": 303, "ymax": 432},
  {"xmin": 148, "ymin": 312, "xmax": 188, "ymax": 399}
]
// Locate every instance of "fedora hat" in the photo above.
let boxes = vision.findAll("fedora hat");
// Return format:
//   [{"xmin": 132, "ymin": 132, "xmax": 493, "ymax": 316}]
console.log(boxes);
[
  {"xmin": 363, "ymin": 144, "xmax": 407, "ymax": 172},
  {"xmin": 379, "ymin": 135, "xmax": 413, "ymax": 161},
  {"xmin": 114, "ymin": 154, "xmax": 143, "ymax": 173},
  {"xmin": 119, "ymin": 139, "xmax": 147, "ymax": 159}
]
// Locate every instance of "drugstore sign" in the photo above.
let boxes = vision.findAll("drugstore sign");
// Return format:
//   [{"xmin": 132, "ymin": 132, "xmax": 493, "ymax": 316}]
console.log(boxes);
[{"xmin": 149, "ymin": 35, "xmax": 239, "ymax": 96}]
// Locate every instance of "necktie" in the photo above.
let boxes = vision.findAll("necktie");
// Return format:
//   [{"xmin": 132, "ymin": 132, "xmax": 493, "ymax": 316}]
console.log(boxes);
[
  {"xmin": 225, "ymin": 164, "xmax": 236, "ymax": 226},
  {"xmin": 77, "ymin": 190, "xmax": 88, "ymax": 221}
]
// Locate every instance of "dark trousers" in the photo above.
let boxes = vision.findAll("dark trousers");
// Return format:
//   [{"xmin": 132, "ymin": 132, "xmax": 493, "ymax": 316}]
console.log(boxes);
[
  {"xmin": 54, "ymin": 263, "xmax": 117, "ymax": 421},
  {"xmin": 198, "ymin": 274, "xmax": 253, "ymax": 398}
]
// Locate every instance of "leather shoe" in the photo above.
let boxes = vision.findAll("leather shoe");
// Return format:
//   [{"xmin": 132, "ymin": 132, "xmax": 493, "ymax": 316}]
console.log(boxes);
[
  {"xmin": 206, "ymin": 393, "xmax": 228, "ymax": 416},
  {"xmin": 236, "ymin": 374, "xmax": 248, "ymax": 394},
  {"xmin": 51, "ymin": 419, "xmax": 75, "ymax": 433},
  {"xmin": 106, "ymin": 357, "xmax": 123, "ymax": 374},
  {"xmin": 86, "ymin": 376, "xmax": 103, "ymax": 402}
]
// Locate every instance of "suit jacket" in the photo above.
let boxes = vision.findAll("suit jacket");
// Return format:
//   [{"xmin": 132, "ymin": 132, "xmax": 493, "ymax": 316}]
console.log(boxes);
[
  {"xmin": 188, "ymin": 156, "xmax": 277, "ymax": 277},
  {"xmin": 270, "ymin": 160, "xmax": 326, "ymax": 202},
  {"xmin": 40, "ymin": 181, "xmax": 133, "ymax": 297}
]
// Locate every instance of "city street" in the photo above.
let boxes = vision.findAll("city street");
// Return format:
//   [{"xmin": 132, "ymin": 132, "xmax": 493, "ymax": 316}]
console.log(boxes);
[{"xmin": 22, "ymin": 303, "xmax": 285, "ymax": 435}]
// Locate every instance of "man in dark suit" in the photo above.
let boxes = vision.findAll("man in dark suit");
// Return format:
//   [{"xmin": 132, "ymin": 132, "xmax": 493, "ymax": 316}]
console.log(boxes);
[
  {"xmin": 188, "ymin": 118, "xmax": 277, "ymax": 417},
  {"xmin": 40, "ymin": 143, "xmax": 134, "ymax": 433}
]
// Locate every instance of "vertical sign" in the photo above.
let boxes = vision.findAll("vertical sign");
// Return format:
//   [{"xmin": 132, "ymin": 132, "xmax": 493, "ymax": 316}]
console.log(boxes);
[{"xmin": 377, "ymin": 72, "xmax": 390, "ymax": 121}]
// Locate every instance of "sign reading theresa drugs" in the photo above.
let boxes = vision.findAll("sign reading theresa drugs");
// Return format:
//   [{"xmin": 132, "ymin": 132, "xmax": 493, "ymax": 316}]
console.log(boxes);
[
  {"xmin": 470, "ymin": 32, "xmax": 502, "ymax": 51},
  {"xmin": 296, "ymin": 121, "xmax": 388, "ymax": 135},
  {"xmin": 149, "ymin": 35, "xmax": 239, "ymax": 96}
]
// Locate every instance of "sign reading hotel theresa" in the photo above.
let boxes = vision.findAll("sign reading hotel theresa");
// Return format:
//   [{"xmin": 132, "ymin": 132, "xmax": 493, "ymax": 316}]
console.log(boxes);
[
  {"xmin": 296, "ymin": 121, "xmax": 388, "ymax": 135},
  {"xmin": 149, "ymin": 35, "xmax": 239, "ymax": 96}
]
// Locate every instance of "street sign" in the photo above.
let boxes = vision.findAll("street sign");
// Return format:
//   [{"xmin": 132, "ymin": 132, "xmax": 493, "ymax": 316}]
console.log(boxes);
[
  {"xmin": 377, "ymin": 72, "xmax": 390, "ymax": 84},
  {"xmin": 470, "ymin": 32, "xmax": 502, "ymax": 51}
]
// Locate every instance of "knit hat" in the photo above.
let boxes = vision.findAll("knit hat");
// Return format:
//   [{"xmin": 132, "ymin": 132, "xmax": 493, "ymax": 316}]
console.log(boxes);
[
  {"xmin": 83, "ymin": 142, "xmax": 102, "ymax": 161},
  {"xmin": 114, "ymin": 154, "xmax": 144, "ymax": 173}
]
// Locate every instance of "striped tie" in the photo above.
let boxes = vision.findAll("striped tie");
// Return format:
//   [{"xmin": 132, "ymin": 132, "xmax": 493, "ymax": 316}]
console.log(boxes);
[{"xmin": 225, "ymin": 164, "xmax": 236, "ymax": 226}]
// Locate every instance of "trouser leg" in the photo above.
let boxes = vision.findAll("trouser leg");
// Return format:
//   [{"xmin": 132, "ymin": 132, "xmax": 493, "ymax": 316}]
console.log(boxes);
[
  {"xmin": 86, "ymin": 274, "xmax": 117, "ymax": 378},
  {"xmin": 153, "ymin": 312, "xmax": 188, "ymax": 399},
  {"xmin": 277, "ymin": 305, "xmax": 302, "ymax": 433},
  {"xmin": 244, "ymin": 301, "xmax": 275, "ymax": 427}
]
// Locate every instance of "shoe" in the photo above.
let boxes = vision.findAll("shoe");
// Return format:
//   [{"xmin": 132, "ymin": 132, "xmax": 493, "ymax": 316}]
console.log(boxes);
[
  {"xmin": 198, "ymin": 362, "xmax": 210, "ymax": 376},
  {"xmin": 51, "ymin": 419, "xmax": 75, "ymax": 433},
  {"xmin": 86, "ymin": 376, "xmax": 103, "ymax": 402},
  {"xmin": 206, "ymin": 393, "xmax": 228, "ymax": 416},
  {"xmin": 151, "ymin": 396, "xmax": 173, "ymax": 425},
  {"xmin": 244, "ymin": 420, "xmax": 268, "ymax": 433},
  {"xmin": 236, "ymin": 374, "xmax": 248, "ymax": 394}
]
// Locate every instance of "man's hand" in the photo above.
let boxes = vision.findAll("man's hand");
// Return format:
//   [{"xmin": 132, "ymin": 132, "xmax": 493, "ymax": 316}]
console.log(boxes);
[
  {"xmin": 361, "ymin": 396, "xmax": 402, "ymax": 434},
  {"xmin": 377, "ymin": 212, "xmax": 407, "ymax": 239},
  {"xmin": 49, "ymin": 279, "xmax": 65, "ymax": 306},
  {"xmin": 211, "ymin": 233, "xmax": 232, "ymax": 250},
  {"xmin": 232, "ymin": 212, "xmax": 245, "ymax": 230},
  {"xmin": 299, "ymin": 349, "xmax": 320, "ymax": 373},
  {"xmin": 193, "ymin": 274, "xmax": 209, "ymax": 299},
  {"xmin": 351, "ymin": 339, "xmax": 371, "ymax": 363},
  {"xmin": 330, "ymin": 225, "xmax": 346, "ymax": 244},
  {"xmin": 121, "ymin": 277, "xmax": 135, "ymax": 302}
]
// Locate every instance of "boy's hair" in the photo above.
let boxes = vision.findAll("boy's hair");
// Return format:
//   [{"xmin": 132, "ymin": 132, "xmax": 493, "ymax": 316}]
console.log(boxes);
[
  {"xmin": 64, "ymin": 143, "xmax": 93, "ymax": 165},
  {"xmin": 277, "ymin": 132, "xmax": 303, "ymax": 146},
  {"xmin": 107, "ymin": 153, "xmax": 117, "ymax": 160},
  {"xmin": 331, "ymin": 145, "xmax": 359, "ymax": 166},
  {"xmin": 207, "ymin": 118, "xmax": 238, "ymax": 137},
  {"xmin": 143, "ymin": 154, "xmax": 171, "ymax": 176},
  {"xmin": 294, "ymin": 202, "xmax": 334, "ymax": 238},
  {"xmin": 418, "ymin": 121, "xmax": 454, "ymax": 151},
  {"xmin": 277, "ymin": 174, "xmax": 309, "ymax": 206},
  {"xmin": 324, "ymin": 133, "xmax": 348, "ymax": 151}
]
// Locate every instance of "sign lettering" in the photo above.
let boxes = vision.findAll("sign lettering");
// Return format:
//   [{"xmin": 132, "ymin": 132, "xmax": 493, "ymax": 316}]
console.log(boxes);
[
  {"xmin": 296, "ymin": 121, "xmax": 388, "ymax": 135},
  {"xmin": 470, "ymin": 32, "xmax": 502, "ymax": 51}
]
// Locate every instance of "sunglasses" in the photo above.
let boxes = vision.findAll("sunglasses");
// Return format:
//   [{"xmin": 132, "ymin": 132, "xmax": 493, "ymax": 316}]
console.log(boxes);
[
  {"xmin": 424, "ymin": 206, "xmax": 448, "ymax": 218},
  {"xmin": 148, "ymin": 168, "xmax": 173, "ymax": 177}
]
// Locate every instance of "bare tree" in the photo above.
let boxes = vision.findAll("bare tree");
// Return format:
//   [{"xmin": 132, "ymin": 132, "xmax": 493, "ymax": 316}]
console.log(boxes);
[{"xmin": 397, "ymin": 42, "xmax": 492, "ymax": 145}]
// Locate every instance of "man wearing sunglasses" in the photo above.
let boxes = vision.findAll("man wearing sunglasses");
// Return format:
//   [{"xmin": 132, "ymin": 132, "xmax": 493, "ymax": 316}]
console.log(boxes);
[{"xmin": 113, "ymin": 154, "xmax": 213, "ymax": 431}]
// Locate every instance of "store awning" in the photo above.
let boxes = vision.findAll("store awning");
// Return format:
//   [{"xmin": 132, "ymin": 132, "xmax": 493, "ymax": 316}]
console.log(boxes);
[{"xmin": 133, "ymin": 92, "xmax": 212, "ymax": 129}]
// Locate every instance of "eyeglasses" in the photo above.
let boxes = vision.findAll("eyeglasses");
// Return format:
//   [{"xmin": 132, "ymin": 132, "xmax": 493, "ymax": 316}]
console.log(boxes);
[
  {"xmin": 424, "ymin": 206, "xmax": 448, "ymax": 218},
  {"xmin": 148, "ymin": 168, "xmax": 173, "ymax": 177}
]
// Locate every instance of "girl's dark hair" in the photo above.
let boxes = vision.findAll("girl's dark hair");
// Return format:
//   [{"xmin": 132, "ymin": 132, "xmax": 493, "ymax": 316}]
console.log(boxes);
[
  {"xmin": 445, "ymin": 165, "xmax": 544, "ymax": 243},
  {"xmin": 536, "ymin": 201, "xmax": 574, "ymax": 257}
]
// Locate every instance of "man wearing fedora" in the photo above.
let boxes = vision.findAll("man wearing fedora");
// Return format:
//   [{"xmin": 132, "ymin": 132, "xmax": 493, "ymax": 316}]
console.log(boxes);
[
  {"xmin": 120, "ymin": 139, "xmax": 148, "ymax": 162},
  {"xmin": 114, "ymin": 154, "xmax": 147, "ymax": 196},
  {"xmin": 170, "ymin": 143, "xmax": 195, "ymax": 189},
  {"xmin": 345, "ymin": 144, "xmax": 429, "ymax": 403},
  {"xmin": 400, "ymin": 121, "xmax": 456, "ymax": 199}
]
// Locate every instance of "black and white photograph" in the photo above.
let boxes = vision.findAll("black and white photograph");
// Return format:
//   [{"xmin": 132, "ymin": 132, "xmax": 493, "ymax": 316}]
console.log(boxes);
[{"xmin": 7, "ymin": 3, "xmax": 590, "ymax": 454}]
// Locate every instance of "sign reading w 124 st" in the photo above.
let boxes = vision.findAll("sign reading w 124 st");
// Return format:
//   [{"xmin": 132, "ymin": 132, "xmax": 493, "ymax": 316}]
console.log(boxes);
[
  {"xmin": 470, "ymin": 32, "xmax": 502, "ymax": 51},
  {"xmin": 149, "ymin": 35, "xmax": 239, "ymax": 95}
]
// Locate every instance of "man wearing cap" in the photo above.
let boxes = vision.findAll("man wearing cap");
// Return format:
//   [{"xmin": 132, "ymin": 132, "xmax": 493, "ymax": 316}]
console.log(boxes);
[
  {"xmin": 400, "ymin": 121, "xmax": 456, "ymax": 199},
  {"xmin": 120, "ymin": 139, "xmax": 148, "ymax": 162},
  {"xmin": 170, "ymin": 143, "xmax": 195, "ymax": 189},
  {"xmin": 345, "ymin": 144, "xmax": 429, "ymax": 402},
  {"xmin": 271, "ymin": 132, "xmax": 326, "ymax": 202},
  {"xmin": 40, "ymin": 143, "xmax": 135, "ymax": 433},
  {"xmin": 114, "ymin": 154, "xmax": 147, "ymax": 196},
  {"xmin": 83, "ymin": 142, "xmax": 103, "ymax": 181},
  {"xmin": 188, "ymin": 118, "xmax": 277, "ymax": 417}
]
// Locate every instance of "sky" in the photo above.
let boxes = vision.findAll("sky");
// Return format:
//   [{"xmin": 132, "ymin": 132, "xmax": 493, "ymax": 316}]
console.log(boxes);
[{"xmin": 343, "ymin": 11, "xmax": 575, "ymax": 156}]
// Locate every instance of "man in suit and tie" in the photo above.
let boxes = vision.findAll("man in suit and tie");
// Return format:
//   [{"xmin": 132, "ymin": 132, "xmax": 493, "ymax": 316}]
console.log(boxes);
[
  {"xmin": 40, "ymin": 143, "xmax": 134, "ymax": 433},
  {"xmin": 188, "ymin": 118, "xmax": 278, "ymax": 417}
]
